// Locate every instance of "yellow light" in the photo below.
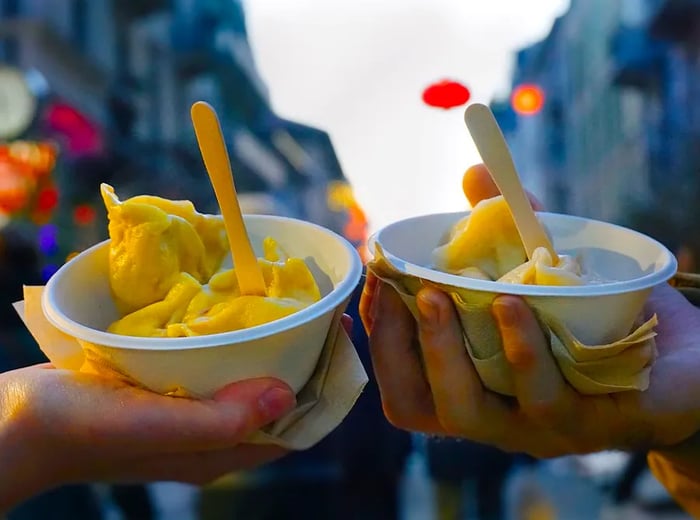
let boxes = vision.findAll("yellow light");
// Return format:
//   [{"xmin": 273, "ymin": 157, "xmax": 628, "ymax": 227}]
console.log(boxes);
[{"xmin": 326, "ymin": 181, "xmax": 355, "ymax": 211}]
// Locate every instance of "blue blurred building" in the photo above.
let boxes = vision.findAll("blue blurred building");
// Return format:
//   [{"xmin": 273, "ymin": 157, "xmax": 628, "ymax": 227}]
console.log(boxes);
[
  {"xmin": 0, "ymin": 2, "xmax": 385, "ymax": 518},
  {"xmin": 0, "ymin": 0, "xmax": 368, "ymax": 253},
  {"xmin": 492, "ymin": 0, "xmax": 700, "ymax": 226}
]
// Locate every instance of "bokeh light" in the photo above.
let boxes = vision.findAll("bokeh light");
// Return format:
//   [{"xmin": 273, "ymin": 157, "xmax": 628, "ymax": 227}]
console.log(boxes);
[
  {"xmin": 36, "ymin": 186, "xmax": 59, "ymax": 213},
  {"xmin": 38, "ymin": 224, "xmax": 59, "ymax": 255},
  {"xmin": 422, "ymin": 79, "xmax": 471, "ymax": 110},
  {"xmin": 511, "ymin": 84, "xmax": 546, "ymax": 115},
  {"xmin": 41, "ymin": 263, "xmax": 59, "ymax": 282},
  {"xmin": 73, "ymin": 204, "xmax": 97, "ymax": 225},
  {"xmin": 45, "ymin": 103, "xmax": 103, "ymax": 155},
  {"xmin": 0, "ymin": 159, "xmax": 31, "ymax": 213}
]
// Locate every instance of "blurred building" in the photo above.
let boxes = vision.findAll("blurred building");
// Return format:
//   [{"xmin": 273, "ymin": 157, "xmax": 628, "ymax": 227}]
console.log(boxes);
[
  {"xmin": 491, "ymin": 0, "xmax": 700, "ymax": 226},
  {"xmin": 642, "ymin": 0, "xmax": 700, "ymax": 188},
  {"xmin": 492, "ymin": 0, "xmax": 651, "ymax": 223},
  {"xmin": 0, "ymin": 1, "xmax": 376, "ymax": 517},
  {"xmin": 0, "ymin": 0, "xmax": 368, "ymax": 262}
]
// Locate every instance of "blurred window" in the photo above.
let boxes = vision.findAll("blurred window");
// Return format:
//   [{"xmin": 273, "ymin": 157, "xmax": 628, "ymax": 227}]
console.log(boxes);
[
  {"xmin": 72, "ymin": 0, "xmax": 87, "ymax": 49},
  {"xmin": 548, "ymin": 101, "xmax": 565, "ymax": 165},
  {"xmin": 620, "ymin": 0, "xmax": 648, "ymax": 26},
  {"xmin": 1, "ymin": 0, "xmax": 19, "ymax": 16},
  {"xmin": 233, "ymin": 129, "xmax": 287, "ymax": 189},
  {"xmin": 0, "ymin": 0, "xmax": 20, "ymax": 63}
]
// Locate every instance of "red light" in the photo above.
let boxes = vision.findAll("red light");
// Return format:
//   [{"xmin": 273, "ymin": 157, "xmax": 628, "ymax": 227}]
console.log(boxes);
[
  {"xmin": 73, "ymin": 204, "xmax": 96, "ymax": 225},
  {"xmin": 37, "ymin": 187, "xmax": 59, "ymax": 212},
  {"xmin": 422, "ymin": 80, "xmax": 471, "ymax": 110},
  {"xmin": 45, "ymin": 103, "xmax": 103, "ymax": 155},
  {"xmin": 47, "ymin": 105, "xmax": 83, "ymax": 128},
  {"xmin": 511, "ymin": 84, "xmax": 545, "ymax": 115}
]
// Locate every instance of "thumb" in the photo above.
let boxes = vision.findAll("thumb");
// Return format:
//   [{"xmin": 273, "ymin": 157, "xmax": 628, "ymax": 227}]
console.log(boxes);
[
  {"xmin": 462, "ymin": 164, "xmax": 500, "ymax": 207},
  {"xmin": 213, "ymin": 378, "xmax": 296, "ymax": 426},
  {"xmin": 462, "ymin": 164, "xmax": 544, "ymax": 210}
]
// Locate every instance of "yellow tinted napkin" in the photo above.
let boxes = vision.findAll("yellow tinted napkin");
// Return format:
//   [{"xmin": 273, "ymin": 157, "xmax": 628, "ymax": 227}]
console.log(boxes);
[{"xmin": 369, "ymin": 245, "xmax": 657, "ymax": 396}]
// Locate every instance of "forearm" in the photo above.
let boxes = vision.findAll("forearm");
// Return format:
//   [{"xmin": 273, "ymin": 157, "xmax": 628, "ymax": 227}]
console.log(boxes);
[{"xmin": 0, "ymin": 437, "xmax": 46, "ymax": 514}]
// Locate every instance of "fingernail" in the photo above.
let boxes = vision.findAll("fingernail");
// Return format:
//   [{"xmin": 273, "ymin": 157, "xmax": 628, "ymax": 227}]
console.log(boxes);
[
  {"xmin": 417, "ymin": 290, "xmax": 440, "ymax": 325},
  {"xmin": 494, "ymin": 298, "xmax": 518, "ymax": 328},
  {"xmin": 258, "ymin": 386, "xmax": 296, "ymax": 420}
]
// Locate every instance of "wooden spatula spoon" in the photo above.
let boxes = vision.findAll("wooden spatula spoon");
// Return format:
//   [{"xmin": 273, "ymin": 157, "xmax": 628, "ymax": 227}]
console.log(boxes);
[
  {"xmin": 464, "ymin": 103, "xmax": 558, "ymax": 262},
  {"xmin": 191, "ymin": 101, "xmax": 267, "ymax": 296}
]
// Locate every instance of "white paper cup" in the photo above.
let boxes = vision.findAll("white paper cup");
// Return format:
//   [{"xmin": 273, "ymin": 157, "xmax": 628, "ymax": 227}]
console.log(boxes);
[
  {"xmin": 42, "ymin": 215, "xmax": 364, "ymax": 397},
  {"xmin": 370, "ymin": 211, "xmax": 677, "ymax": 347}
]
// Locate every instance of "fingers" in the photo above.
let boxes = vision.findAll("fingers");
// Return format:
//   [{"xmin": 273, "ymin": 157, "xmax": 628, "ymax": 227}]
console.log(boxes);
[
  {"xmin": 213, "ymin": 378, "xmax": 297, "ymax": 432},
  {"xmin": 142, "ymin": 378, "xmax": 295, "ymax": 451},
  {"xmin": 415, "ymin": 288, "xmax": 515, "ymax": 441},
  {"xmin": 462, "ymin": 164, "xmax": 544, "ymax": 210},
  {"xmin": 368, "ymin": 282, "xmax": 442, "ymax": 432},
  {"xmin": 492, "ymin": 295, "xmax": 576, "ymax": 429},
  {"xmin": 46, "ymin": 374, "xmax": 296, "ymax": 454},
  {"xmin": 359, "ymin": 271, "xmax": 379, "ymax": 334}
]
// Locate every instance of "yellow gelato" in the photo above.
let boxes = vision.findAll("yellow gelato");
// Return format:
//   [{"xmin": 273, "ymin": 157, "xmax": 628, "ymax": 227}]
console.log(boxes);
[
  {"xmin": 101, "ymin": 184, "xmax": 321, "ymax": 338},
  {"xmin": 432, "ymin": 196, "xmax": 595, "ymax": 286},
  {"xmin": 101, "ymin": 184, "xmax": 229, "ymax": 314}
]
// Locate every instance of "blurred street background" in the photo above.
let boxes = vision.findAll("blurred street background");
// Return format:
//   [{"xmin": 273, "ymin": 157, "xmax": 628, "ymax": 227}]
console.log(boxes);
[{"xmin": 1, "ymin": 0, "xmax": 699, "ymax": 519}]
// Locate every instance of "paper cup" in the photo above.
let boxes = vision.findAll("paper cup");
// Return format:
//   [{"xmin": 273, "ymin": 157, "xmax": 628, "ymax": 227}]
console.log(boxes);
[
  {"xmin": 42, "ymin": 215, "xmax": 364, "ymax": 397},
  {"xmin": 372, "ymin": 211, "xmax": 676, "ymax": 344},
  {"xmin": 369, "ymin": 211, "xmax": 677, "ymax": 395}
]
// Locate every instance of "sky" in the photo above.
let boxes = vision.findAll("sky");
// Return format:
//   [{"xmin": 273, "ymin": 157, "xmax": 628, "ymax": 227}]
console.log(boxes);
[{"xmin": 244, "ymin": 0, "xmax": 570, "ymax": 233}]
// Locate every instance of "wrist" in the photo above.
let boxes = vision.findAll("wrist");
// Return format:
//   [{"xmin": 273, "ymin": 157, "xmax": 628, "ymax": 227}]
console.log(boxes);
[{"xmin": 0, "ymin": 370, "xmax": 58, "ymax": 512}]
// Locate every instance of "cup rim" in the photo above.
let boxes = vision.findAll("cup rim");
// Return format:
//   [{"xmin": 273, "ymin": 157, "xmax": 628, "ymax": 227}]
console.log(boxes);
[
  {"xmin": 370, "ymin": 210, "xmax": 678, "ymax": 297},
  {"xmin": 42, "ymin": 214, "xmax": 364, "ymax": 350}
]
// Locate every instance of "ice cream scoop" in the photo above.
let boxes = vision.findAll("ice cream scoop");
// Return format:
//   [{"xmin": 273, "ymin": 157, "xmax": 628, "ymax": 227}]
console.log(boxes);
[
  {"xmin": 108, "ymin": 237, "xmax": 321, "ymax": 338},
  {"xmin": 102, "ymin": 186, "xmax": 322, "ymax": 338},
  {"xmin": 464, "ymin": 103, "xmax": 558, "ymax": 262},
  {"xmin": 432, "ymin": 196, "xmax": 592, "ymax": 286},
  {"xmin": 101, "ymin": 184, "xmax": 228, "ymax": 314}
]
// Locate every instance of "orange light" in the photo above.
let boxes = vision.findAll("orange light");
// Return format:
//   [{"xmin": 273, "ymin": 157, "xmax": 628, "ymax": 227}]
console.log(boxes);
[
  {"xmin": 0, "ymin": 160, "xmax": 30, "ymax": 213},
  {"xmin": 2, "ymin": 141, "xmax": 57, "ymax": 178},
  {"xmin": 326, "ymin": 181, "xmax": 370, "ymax": 263},
  {"xmin": 511, "ymin": 84, "xmax": 545, "ymax": 116}
]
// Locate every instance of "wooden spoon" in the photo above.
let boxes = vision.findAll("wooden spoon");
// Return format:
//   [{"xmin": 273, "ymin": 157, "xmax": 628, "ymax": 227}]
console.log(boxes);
[
  {"xmin": 464, "ymin": 103, "xmax": 558, "ymax": 262},
  {"xmin": 191, "ymin": 101, "xmax": 267, "ymax": 296}
]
